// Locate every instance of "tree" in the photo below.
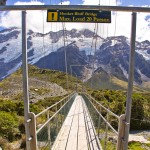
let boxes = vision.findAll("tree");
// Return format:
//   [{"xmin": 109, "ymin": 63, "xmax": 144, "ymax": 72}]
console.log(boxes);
[{"xmin": 130, "ymin": 94, "xmax": 145, "ymax": 129}]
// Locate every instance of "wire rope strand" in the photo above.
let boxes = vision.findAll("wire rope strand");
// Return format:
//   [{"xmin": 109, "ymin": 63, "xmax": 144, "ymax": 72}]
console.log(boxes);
[
  {"xmin": 42, "ymin": 10, "xmax": 46, "ymax": 68},
  {"xmin": 62, "ymin": 22, "xmax": 69, "ymax": 93},
  {"xmin": 90, "ymin": 23, "xmax": 97, "ymax": 88},
  {"xmin": 92, "ymin": 23, "xmax": 99, "ymax": 88},
  {"xmin": 91, "ymin": 23, "xmax": 96, "ymax": 52}
]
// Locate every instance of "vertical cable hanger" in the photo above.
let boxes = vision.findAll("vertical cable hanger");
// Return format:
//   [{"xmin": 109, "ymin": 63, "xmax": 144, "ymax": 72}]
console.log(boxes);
[
  {"xmin": 60, "ymin": 0, "xmax": 69, "ymax": 93},
  {"xmin": 41, "ymin": 0, "xmax": 46, "ymax": 68},
  {"xmin": 91, "ymin": 23, "xmax": 97, "ymax": 54},
  {"xmin": 114, "ymin": 0, "xmax": 118, "ymax": 38},
  {"xmin": 51, "ymin": 19, "xmax": 55, "ymax": 70},
  {"xmin": 56, "ymin": 22, "xmax": 60, "ymax": 71},
  {"xmin": 113, "ymin": 0, "xmax": 118, "ymax": 56},
  {"xmin": 42, "ymin": 11, "xmax": 46, "ymax": 66},
  {"xmin": 90, "ymin": 23, "xmax": 97, "ymax": 88}
]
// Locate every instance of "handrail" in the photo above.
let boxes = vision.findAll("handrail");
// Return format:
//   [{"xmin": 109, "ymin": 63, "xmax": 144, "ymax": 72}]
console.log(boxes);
[
  {"xmin": 82, "ymin": 92, "xmax": 125, "ymax": 150},
  {"xmin": 35, "ymin": 92, "xmax": 74, "ymax": 118},
  {"xmin": 89, "ymin": 97, "xmax": 118, "ymax": 135},
  {"xmin": 81, "ymin": 97, "xmax": 102, "ymax": 149},
  {"xmin": 84, "ymin": 93, "xmax": 118, "ymax": 135},
  {"xmin": 85, "ymin": 93, "xmax": 119, "ymax": 119},
  {"xmin": 36, "ymin": 93, "xmax": 76, "ymax": 134}
]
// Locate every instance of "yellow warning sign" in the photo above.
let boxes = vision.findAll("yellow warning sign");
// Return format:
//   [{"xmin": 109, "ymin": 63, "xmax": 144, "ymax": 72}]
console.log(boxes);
[
  {"xmin": 47, "ymin": 10, "xmax": 111, "ymax": 23},
  {"xmin": 47, "ymin": 12, "xmax": 58, "ymax": 21}
]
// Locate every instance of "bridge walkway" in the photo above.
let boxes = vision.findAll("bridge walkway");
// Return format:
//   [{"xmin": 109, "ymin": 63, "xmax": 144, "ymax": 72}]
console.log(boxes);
[{"xmin": 52, "ymin": 95, "xmax": 101, "ymax": 150}]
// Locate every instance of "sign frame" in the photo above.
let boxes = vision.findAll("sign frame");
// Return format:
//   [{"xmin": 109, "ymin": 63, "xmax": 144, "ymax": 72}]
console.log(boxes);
[{"xmin": 47, "ymin": 10, "xmax": 111, "ymax": 23}]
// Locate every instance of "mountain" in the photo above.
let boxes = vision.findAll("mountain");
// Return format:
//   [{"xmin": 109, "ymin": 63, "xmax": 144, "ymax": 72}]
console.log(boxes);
[
  {"xmin": 0, "ymin": 27, "xmax": 150, "ymax": 89},
  {"xmin": 95, "ymin": 36, "xmax": 150, "ymax": 83}
]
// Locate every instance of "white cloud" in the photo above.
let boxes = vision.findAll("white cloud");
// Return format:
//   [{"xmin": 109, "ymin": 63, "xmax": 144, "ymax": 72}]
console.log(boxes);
[
  {"xmin": 58, "ymin": 1, "xmax": 70, "ymax": 5},
  {"xmin": 136, "ymin": 12, "xmax": 150, "ymax": 41},
  {"xmin": 0, "ymin": 1, "xmax": 71, "ymax": 33},
  {"xmin": 0, "ymin": 1, "xmax": 149, "ymax": 41},
  {"xmin": 0, "ymin": 1, "xmax": 45, "ymax": 32},
  {"xmin": 0, "ymin": 11, "xmax": 21, "ymax": 28},
  {"xmin": 82, "ymin": 0, "xmax": 121, "ymax": 6},
  {"xmin": 14, "ymin": 1, "xmax": 44, "ymax": 5}
]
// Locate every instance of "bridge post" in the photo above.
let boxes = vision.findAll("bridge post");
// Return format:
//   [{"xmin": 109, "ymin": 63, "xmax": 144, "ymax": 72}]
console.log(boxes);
[
  {"xmin": 117, "ymin": 114, "xmax": 125, "ymax": 150},
  {"xmin": 22, "ymin": 11, "xmax": 31, "ymax": 150},
  {"xmin": 22, "ymin": 11, "xmax": 38, "ymax": 150},
  {"xmin": 97, "ymin": 107, "xmax": 102, "ymax": 138},
  {"xmin": 124, "ymin": 12, "xmax": 137, "ymax": 150},
  {"xmin": 104, "ymin": 113, "xmax": 109, "ymax": 150},
  {"xmin": 28, "ymin": 112, "xmax": 37, "ymax": 150},
  {"xmin": 47, "ymin": 111, "xmax": 51, "ymax": 149}
]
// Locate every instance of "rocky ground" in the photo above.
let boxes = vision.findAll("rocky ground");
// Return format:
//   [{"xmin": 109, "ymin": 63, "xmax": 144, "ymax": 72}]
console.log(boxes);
[
  {"xmin": 129, "ymin": 130, "xmax": 150, "ymax": 143},
  {"xmin": 0, "ymin": 76, "xmax": 67, "ymax": 103}
]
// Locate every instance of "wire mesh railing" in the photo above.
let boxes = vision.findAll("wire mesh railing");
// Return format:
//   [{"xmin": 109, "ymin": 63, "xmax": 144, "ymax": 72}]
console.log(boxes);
[
  {"xmin": 81, "ymin": 93, "xmax": 124, "ymax": 150},
  {"xmin": 35, "ymin": 92, "xmax": 77, "ymax": 150},
  {"xmin": 81, "ymin": 96, "xmax": 102, "ymax": 149}
]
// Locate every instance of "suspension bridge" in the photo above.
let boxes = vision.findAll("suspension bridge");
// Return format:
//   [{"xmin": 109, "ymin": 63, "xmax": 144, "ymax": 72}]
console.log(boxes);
[{"xmin": 0, "ymin": 2, "xmax": 150, "ymax": 150}]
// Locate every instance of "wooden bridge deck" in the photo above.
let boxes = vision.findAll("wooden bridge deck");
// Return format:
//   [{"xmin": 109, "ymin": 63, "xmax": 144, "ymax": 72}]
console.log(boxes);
[{"xmin": 52, "ymin": 95, "xmax": 101, "ymax": 150}]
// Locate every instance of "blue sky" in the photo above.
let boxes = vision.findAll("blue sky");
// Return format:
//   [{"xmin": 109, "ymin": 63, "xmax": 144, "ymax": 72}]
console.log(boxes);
[{"xmin": 6, "ymin": 0, "xmax": 150, "ymax": 6}]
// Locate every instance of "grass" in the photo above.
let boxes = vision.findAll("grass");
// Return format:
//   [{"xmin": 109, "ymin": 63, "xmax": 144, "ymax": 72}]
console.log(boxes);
[
  {"xmin": 128, "ymin": 141, "xmax": 150, "ymax": 150},
  {"xmin": 142, "ymin": 81, "xmax": 150, "ymax": 90},
  {"xmin": 100, "ymin": 139, "xmax": 116, "ymax": 150},
  {"xmin": 112, "ymin": 76, "xmax": 147, "ymax": 92},
  {"xmin": 100, "ymin": 140, "xmax": 150, "ymax": 150}
]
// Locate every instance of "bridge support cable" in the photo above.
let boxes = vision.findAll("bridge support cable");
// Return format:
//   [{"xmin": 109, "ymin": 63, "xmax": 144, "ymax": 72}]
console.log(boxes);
[
  {"xmin": 124, "ymin": 12, "xmax": 137, "ymax": 150},
  {"xmin": 62, "ymin": 22, "xmax": 69, "ymax": 94},
  {"xmin": 47, "ymin": 110, "xmax": 51, "ymax": 149}
]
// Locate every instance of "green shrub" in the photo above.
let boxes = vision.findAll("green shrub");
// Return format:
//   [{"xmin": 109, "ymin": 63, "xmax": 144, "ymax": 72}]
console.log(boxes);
[
  {"xmin": 0, "ymin": 100, "xmax": 16, "ymax": 112},
  {"xmin": 0, "ymin": 111, "xmax": 18, "ymax": 141},
  {"xmin": 90, "ymin": 90, "xmax": 150, "ymax": 130}
]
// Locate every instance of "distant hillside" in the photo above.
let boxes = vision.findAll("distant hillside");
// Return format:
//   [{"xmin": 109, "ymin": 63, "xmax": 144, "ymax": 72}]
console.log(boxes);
[
  {"xmin": 86, "ymin": 67, "xmax": 149, "ymax": 92},
  {"xmin": 0, "ymin": 65, "xmax": 84, "ymax": 103}
]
